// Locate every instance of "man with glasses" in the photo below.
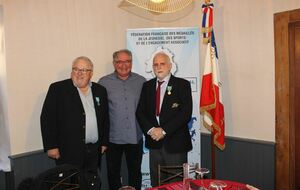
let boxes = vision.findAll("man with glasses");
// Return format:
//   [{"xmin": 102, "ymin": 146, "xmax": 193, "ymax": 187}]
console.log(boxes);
[
  {"xmin": 41, "ymin": 56, "xmax": 109, "ymax": 190},
  {"xmin": 98, "ymin": 49, "xmax": 146, "ymax": 190},
  {"xmin": 136, "ymin": 52, "xmax": 193, "ymax": 187}
]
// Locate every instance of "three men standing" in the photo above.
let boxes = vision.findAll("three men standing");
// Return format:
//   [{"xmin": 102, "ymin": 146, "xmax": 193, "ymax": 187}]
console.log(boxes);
[{"xmin": 41, "ymin": 51, "xmax": 193, "ymax": 189}]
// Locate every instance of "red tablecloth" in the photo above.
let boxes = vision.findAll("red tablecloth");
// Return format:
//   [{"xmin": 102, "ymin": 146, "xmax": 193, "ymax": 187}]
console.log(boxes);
[{"xmin": 147, "ymin": 179, "xmax": 247, "ymax": 190}]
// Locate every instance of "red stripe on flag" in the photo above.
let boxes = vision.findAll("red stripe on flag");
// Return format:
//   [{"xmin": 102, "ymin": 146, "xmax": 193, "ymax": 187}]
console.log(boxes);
[{"xmin": 200, "ymin": 73, "xmax": 214, "ymax": 108}]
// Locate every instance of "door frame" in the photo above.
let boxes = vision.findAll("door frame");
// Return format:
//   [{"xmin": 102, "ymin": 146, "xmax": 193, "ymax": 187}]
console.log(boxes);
[{"xmin": 274, "ymin": 8, "xmax": 300, "ymax": 190}]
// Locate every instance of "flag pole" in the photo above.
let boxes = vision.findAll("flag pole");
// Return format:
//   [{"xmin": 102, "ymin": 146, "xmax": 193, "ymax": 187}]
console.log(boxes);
[
  {"xmin": 200, "ymin": 0, "xmax": 225, "ymax": 179},
  {"xmin": 211, "ymin": 129, "xmax": 216, "ymax": 179},
  {"xmin": 202, "ymin": 0, "xmax": 216, "ymax": 179}
]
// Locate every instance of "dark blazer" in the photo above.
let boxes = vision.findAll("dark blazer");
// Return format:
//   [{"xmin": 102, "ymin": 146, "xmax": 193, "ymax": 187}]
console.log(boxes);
[
  {"xmin": 40, "ymin": 79, "xmax": 109, "ymax": 165},
  {"xmin": 136, "ymin": 75, "xmax": 193, "ymax": 153}
]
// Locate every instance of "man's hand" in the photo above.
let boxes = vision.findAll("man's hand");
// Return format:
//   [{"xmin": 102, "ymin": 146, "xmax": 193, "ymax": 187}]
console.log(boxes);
[
  {"xmin": 149, "ymin": 127, "xmax": 165, "ymax": 141},
  {"xmin": 246, "ymin": 184, "xmax": 260, "ymax": 190},
  {"xmin": 47, "ymin": 148, "xmax": 60, "ymax": 159}
]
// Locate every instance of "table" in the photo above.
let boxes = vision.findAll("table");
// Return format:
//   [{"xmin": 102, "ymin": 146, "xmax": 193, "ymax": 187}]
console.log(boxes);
[{"xmin": 147, "ymin": 179, "xmax": 247, "ymax": 190}]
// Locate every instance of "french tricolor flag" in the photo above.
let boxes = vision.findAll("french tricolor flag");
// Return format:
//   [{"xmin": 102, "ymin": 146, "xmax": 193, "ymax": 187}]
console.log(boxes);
[{"xmin": 200, "ymin": 31, "xmax": 225, "ymax": 150}]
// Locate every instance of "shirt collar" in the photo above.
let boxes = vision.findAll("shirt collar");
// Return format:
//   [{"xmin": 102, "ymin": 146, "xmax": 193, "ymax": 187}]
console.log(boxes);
[
  {"xmin": 73, "ymin": 81, "xmax": 92, "ymax": 88},
  {"xmin": 114, "ymin": 71, "xmax": 132, "ymax": 80},
  {"xmin": 157, "ymin": 73, "xmax": 171, "ymax": 84}
]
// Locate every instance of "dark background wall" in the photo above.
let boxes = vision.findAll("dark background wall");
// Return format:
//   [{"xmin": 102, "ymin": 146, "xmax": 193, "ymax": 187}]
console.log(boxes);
[{"xmin": 0, "ymin": 134, "xmax": 275, "ymax": 190}]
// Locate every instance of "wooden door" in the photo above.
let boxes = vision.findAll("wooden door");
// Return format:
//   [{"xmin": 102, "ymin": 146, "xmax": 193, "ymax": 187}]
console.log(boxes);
[{"xmin": 274, "ymin": 9, "xmax": 300, "ymax": 190}]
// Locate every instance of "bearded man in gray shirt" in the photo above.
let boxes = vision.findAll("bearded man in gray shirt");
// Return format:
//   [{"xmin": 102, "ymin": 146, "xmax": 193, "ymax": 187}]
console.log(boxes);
[{"xmin": 98, "ymin": 49, "xmax": 146, "ymax": 190}]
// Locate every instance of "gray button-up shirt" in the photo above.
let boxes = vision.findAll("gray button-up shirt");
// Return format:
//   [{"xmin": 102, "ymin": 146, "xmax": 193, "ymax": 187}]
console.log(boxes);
[
  {"xmin": 98, "ymin": 72, "xmax": 146, "ymax": 144},
  {"xmin": 77, "ymin": 84, "xmax": 98, "ymax": 144}
]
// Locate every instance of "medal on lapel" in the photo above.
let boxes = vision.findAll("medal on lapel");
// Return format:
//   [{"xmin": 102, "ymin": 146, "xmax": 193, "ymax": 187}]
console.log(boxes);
[
  {"xmin": 95, "ymin": 97, "xmax": 100, "ymax": 106},
  {"xmin": 167, "ymin": 86, "xmax": 172, "ymax": 95}
]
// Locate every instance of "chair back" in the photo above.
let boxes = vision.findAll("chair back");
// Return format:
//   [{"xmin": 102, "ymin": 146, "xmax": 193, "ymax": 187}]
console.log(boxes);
[
  {"xmin": 35, "ymin": 164, "xmax": 87, "ymax": 190},
  {"xmin": 158, "ymin": 163, "xmax": 202, "ymax": 186},
  {"xmin": 158, "ymin": 165, "xmax": 184, "ymax": 186}
]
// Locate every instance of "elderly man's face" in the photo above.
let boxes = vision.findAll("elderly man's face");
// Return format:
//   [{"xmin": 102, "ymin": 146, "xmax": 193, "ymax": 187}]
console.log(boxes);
[
  {"xmin": 71, "ymin": 59, "xmax": 93, "ymax": 88},
  {"xmin": 152, "ymin": 53, "xmax": 172, "ymax": 81},
  {"xmin": 113, "ymin": 52, "xmax": 132, "ymax": 79}
]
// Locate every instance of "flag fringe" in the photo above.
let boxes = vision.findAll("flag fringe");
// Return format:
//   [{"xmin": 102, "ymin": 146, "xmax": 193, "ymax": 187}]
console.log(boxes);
[
  {"xmin": 202, "ymin": 111, "xmax": 225, "ymax": 150},
  {"xmin": 200, "ymin": 102, "xmax": 216, "ymax": 113}
]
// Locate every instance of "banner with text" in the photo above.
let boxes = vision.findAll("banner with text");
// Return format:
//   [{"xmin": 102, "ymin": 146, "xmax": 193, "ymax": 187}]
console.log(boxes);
[{"xmin": 127, "ymin": 27, "xmax": 200, "ymax": 189}]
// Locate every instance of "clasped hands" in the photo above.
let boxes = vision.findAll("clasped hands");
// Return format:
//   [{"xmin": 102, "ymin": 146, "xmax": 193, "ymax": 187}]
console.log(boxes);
[{"xmin": 149, "ymin": 127, "xmax": 165, "ymax": 141}]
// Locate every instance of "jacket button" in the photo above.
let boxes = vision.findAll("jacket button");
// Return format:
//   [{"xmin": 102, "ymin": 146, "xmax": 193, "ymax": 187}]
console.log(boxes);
[
  {"xmin": 83, "ymin": 112, "xmax": 85, "ymax": 115},
  {"xmin": 83, "ymin": 125, "xmax": 85, "ymax": 129}
]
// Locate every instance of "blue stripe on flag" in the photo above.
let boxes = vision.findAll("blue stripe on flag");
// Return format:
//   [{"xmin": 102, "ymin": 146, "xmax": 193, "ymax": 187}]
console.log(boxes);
[{"xmin": 211, "ymin": 31, "xmax": 218, "ymax": 59}]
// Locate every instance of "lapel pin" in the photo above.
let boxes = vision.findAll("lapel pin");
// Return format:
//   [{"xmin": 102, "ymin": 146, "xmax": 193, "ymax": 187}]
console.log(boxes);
[
  {"xmin": 95, "ymin": 97, "xmax": 100, "ymax": 106},
  {"xmin": 167, "ymin": 86, "xmax": 172, "ymax": 95}
]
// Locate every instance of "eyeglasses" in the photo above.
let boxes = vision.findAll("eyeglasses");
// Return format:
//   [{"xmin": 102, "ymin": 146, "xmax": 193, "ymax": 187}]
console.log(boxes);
[
  {"xmin": 114, "ymin": 60, "xmax": 132, "ymax": 64},
  {"xmin": 72, "ymin": 67, "xmax": 92, "ymax": 73}
]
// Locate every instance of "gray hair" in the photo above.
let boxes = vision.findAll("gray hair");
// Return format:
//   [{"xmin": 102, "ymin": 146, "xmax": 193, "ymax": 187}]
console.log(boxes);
[
  {"xmin": 72, "ymin": 56, "xmax": 94, "ymax": 70},
  {"xmin": 113, "ymin": 49, "xmax": 132, "ymax": 62},
  {"xmin": 153, "ymin": 52, "xmax": 171, "ymax": 64}
]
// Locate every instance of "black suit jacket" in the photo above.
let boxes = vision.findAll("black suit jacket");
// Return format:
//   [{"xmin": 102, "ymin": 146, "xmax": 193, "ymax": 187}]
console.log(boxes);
[
  {"xmin": 40, "ymin": 79, "xmax": 109, "ymax": 165},
  {"xmin": 136, "ymin": 75, "xmax": 193, "ymax": 153}
]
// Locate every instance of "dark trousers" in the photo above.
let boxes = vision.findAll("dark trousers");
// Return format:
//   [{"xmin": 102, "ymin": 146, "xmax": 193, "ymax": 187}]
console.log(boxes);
[
  {"xmin": 56, "ymin": 143, "xmax": 100, "ymax": 190},
  {"xmin": 149, "ymin": 146, "xmax": 187, "ymax": 187},
  {"xmin": 82, "ymin": 143, "xmax": 101, "ymax": 190},
  {"xmin": 106, "ymin": 139, "xmax": 143, "ymax": 190}
]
